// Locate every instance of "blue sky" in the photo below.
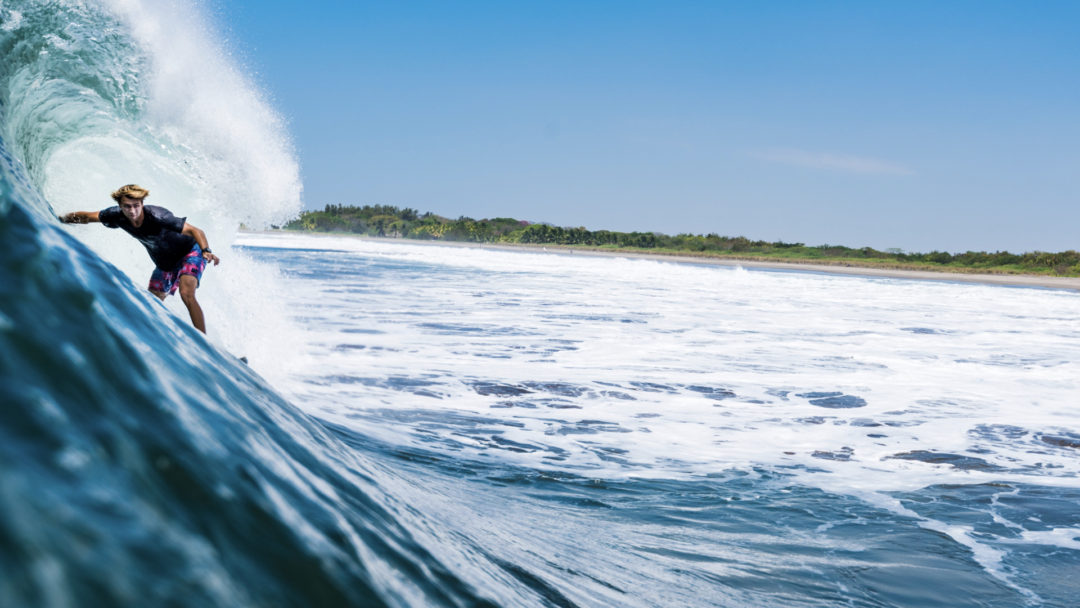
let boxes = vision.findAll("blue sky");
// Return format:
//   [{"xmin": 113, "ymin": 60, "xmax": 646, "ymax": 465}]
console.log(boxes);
[{"xmin": 213, "ymin": 1, "xmax": 1079, "ymax": 253}]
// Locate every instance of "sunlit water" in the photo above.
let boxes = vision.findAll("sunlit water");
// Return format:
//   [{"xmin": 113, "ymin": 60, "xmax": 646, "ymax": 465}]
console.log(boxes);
[{"xmin": 239, "ymin": 231, "xmax": 1080, "ymax": 607}]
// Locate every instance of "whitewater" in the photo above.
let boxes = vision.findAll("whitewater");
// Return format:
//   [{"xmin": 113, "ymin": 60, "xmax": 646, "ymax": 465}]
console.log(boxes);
[{"xmin": 2, "ymin": 1, "xmax": 1079, "ymax": 606}]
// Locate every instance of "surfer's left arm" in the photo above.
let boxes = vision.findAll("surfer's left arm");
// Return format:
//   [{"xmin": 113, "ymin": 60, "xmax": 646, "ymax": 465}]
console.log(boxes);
[{"xmin": 182, "ymin": 222, "xmax": 220, "ymax": 266}]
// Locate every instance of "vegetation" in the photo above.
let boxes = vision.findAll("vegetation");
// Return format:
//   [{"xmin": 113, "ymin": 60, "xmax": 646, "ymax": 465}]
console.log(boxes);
[{"xmin": 282, "ymin": 204, "xmax": 1080, "ymax": 276}]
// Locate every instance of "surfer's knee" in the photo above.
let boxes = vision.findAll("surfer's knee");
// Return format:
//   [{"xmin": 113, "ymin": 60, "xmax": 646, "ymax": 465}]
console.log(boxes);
[
  {"xmin": 149, "ymin": 289, "xmax": 167, "ymax": 301},
  {"xmin": 178, "ymin": 275, "xmax": 198, "ymax": 303}
]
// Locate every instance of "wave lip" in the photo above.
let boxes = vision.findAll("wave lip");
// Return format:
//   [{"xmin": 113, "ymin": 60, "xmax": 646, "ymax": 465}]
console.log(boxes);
[
  {"xmin": 1, "ymin": 0, "xmax": 313, "ymax": 367},
  {"xmin": 1, "ymin": 0, "xmax": 301, "ymax": 229}
]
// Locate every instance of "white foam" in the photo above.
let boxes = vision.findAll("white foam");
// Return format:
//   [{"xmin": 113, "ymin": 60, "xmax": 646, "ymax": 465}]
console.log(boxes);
[
  {"xmin": 1015, "ymin": 528, "xmax": 1080, "ymax": 550},
  {"xmin": 236, "ymin": 234, "xmax": 1080, "ymax": 590},
  {"xmin": 241, "ymin": 233, "xmax": 1080, "ymax": 489}
]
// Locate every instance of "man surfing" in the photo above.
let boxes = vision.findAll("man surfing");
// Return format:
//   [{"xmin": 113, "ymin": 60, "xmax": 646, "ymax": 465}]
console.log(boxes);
[{"xmin": 59, "ymin": 184, "xmax": 220, "ymax": 334}]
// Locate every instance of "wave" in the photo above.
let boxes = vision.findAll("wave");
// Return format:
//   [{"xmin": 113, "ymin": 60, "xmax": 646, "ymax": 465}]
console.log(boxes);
[
  {"xmin": 1, "ymin": 0, "xmax": 314, "ymax": 369},
  {"xmin": 1, "ymin": 0, "xmax": 300, "ymax": 223},
  {"xmin": 5, "ymin": 2, "xmax": 1077, "ymax": 606},
  {"xmin": 0, "ymin": 2, "xmax": 517, "ymax": 605}
]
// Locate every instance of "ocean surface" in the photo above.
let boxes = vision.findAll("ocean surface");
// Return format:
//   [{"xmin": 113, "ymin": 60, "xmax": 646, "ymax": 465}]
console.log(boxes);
[{"xmin": 3, "ymin": 1, "xmax": 1080, "ymax": 606}]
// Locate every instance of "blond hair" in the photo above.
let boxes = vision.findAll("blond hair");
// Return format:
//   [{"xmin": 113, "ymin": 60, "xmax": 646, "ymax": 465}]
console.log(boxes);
[{"xmin": 111, "ymin": 184, "xmax": 150, "ymax": 202}]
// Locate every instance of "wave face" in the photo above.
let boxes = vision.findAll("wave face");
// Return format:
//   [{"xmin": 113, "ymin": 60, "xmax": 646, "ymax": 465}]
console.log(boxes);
[{"xmin": 0, "ymin": 2, "xmax": 509, "ymax": 606}]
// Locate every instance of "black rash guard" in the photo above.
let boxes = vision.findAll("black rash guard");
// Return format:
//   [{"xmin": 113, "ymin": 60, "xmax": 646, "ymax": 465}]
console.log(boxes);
[{"xmin": 99, "ymin": 204, "xmax": 197, "ymax": 270}]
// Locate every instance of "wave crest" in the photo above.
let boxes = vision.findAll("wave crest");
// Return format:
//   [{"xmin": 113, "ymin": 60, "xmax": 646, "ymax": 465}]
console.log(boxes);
[{"xmin": 0, "ymin": 0, "xmax": 302, "ymax": 228}]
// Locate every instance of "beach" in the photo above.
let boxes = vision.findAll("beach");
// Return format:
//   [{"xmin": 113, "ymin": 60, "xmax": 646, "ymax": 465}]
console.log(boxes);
[{"xmin": 260, "ymin": 231, "xmax": 1080, "ymax": 292}]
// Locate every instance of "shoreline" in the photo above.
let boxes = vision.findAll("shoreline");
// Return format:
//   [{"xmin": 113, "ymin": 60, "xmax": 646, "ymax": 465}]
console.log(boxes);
[{"xmin": 244, "ymin": 231, "xmax": 1080, "ymax": 292}]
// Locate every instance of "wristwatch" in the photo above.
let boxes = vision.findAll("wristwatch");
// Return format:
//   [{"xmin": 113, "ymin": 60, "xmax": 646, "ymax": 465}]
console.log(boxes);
[{"xmin": 203, "ymin": 248, "xmax": 213, "ymax": 254}]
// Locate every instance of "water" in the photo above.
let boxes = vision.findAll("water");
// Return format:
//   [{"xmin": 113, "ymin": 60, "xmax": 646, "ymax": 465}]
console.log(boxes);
[
  {"xmin": 2, "ymin": 1, "xmax": 1079, "ymax": 606},
  {"xmin": 235, "ymin": 232, "xmax": 1080, "ymax": 607}
]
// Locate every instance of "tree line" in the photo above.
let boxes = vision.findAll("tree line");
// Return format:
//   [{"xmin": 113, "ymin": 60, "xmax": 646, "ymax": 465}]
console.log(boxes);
[{"xmin": 282, "ymin": 204, "xmax": 1080, "ymax": 275}]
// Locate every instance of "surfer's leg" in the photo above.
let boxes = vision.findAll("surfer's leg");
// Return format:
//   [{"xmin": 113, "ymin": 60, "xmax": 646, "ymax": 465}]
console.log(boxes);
[
  {"xmin": 178, "ymin": 274, "xmax": 206, "ymax": 333},
  {"xmin": 149, "ymin": 289, "xmax": 167, "ymax": 301}
]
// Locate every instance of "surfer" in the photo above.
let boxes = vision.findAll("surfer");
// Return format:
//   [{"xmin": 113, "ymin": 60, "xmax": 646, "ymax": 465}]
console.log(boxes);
[{"xmin": 59, "ymin": 184, "xmax": 220, "ymax": 334}]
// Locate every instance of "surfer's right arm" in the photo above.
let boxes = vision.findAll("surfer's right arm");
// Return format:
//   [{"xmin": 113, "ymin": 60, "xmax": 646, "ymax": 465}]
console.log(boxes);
[{"xmin": 58, "ymin": 211, "xmax": 100, "ymax": 224}]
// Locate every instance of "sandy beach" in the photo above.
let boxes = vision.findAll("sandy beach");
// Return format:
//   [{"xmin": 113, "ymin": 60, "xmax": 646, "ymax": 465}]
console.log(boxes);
[{"xmin": 253, "ymin": 232, "xmax": 1080, "ymax": 292}]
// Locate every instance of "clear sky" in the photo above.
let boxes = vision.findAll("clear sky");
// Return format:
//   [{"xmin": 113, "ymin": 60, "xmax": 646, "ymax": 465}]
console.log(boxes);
[{"xmin": 212, "ymin": 0, "xmax": 1079, "ymax": 253}]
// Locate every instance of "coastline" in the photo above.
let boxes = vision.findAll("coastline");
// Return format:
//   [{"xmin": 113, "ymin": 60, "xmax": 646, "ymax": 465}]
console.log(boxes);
[{"xmin": 245, "ymin": 231, "xmax": 1080, "ymax": 292}]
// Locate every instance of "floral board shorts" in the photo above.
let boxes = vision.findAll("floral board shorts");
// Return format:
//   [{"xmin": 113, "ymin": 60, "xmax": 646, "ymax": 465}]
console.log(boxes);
[{"xmin": 149, "ymin": 244, "xmax": 206, "ymax": 295}]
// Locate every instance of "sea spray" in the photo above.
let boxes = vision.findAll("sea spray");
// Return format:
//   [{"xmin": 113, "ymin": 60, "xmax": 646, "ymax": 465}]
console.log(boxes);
[{"xmin": 1, "ymin": 0, "xmax": 304, "ymax": 367}]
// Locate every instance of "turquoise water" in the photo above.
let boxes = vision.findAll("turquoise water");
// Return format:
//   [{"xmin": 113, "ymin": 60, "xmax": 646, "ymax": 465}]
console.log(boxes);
[{"xmin": 3, "ymin": 2, "xmax": 1080, "ymax": 606}]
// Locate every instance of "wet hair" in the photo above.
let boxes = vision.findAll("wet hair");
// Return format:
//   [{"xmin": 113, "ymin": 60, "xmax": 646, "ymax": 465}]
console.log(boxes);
[{"xmin": 111, "ymin": 184, "xmax": 150, "ymax": 202}]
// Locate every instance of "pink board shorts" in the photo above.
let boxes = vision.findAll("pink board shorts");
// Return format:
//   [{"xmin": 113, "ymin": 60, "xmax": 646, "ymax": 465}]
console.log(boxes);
[{"xmin": 149, "ymin": 244, "xmax": 206, "ymax": 295}]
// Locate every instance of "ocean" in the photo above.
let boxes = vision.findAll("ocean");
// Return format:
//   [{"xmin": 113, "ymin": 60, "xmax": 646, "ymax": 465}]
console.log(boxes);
[{"xmin": 2, "ymin": 1, "xmax": 1079, "ymax": 606}]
